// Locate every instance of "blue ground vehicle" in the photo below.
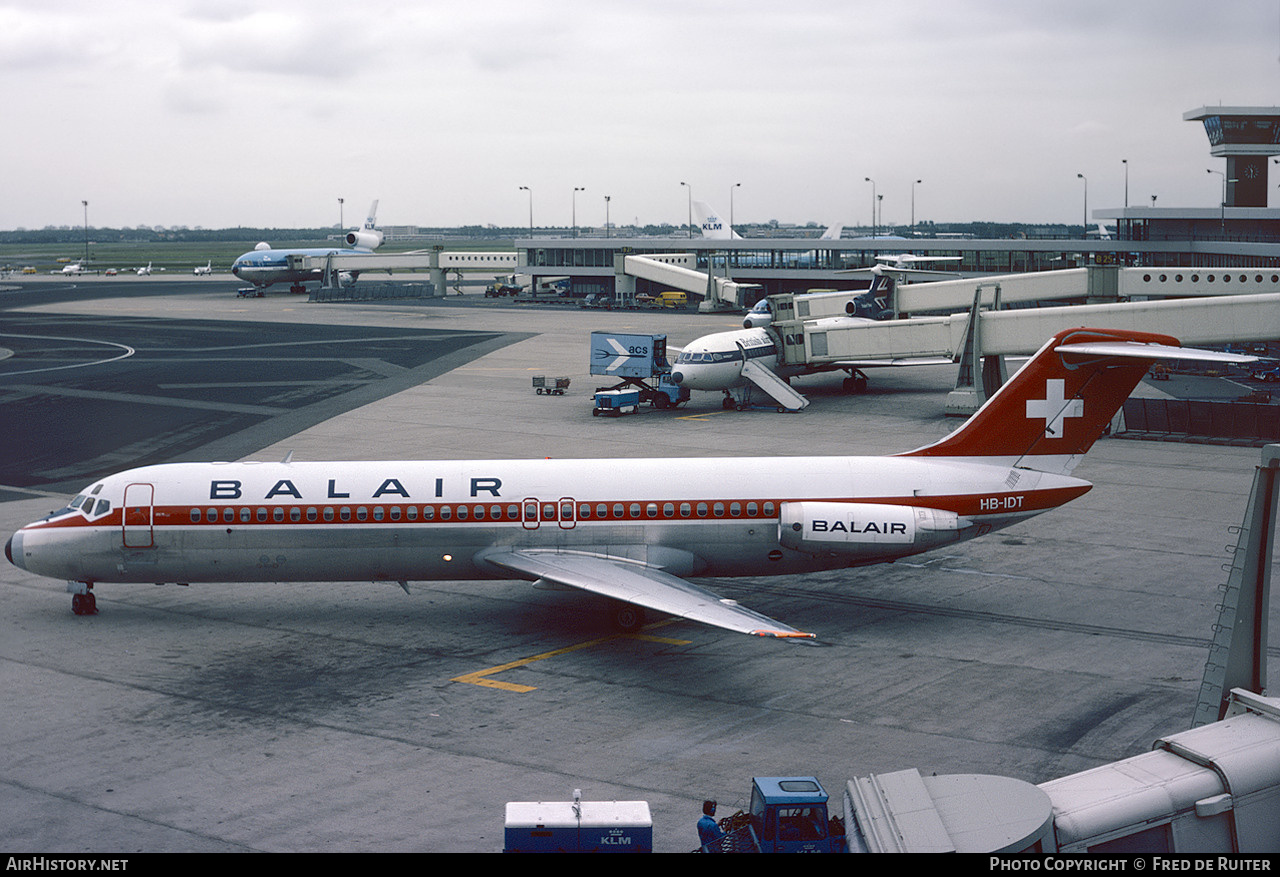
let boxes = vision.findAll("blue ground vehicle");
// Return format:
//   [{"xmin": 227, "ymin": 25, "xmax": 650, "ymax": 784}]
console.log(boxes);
[{"xmin": 703, "ymin": 777, "xmax": 845, "ymax": 853}]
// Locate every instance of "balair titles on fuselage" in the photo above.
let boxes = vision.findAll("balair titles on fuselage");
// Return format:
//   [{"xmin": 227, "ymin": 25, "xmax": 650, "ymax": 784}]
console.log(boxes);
[
  {"xmin": 208, "ymin": 475, "xmax": 504, "ymax": 501},
  {"xmin": 5, "ymin": 329, "xmax": 1256, "ymax": 637}
]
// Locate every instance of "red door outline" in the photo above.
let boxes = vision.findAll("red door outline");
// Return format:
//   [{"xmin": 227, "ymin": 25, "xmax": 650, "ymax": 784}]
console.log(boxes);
[
  {"xmin": 122, "ymin": 483, "xmax": 154, "ymax": 548},
  {"xmin": 558, "ymin": 497, "xmax": 576, "ymax": 530}
]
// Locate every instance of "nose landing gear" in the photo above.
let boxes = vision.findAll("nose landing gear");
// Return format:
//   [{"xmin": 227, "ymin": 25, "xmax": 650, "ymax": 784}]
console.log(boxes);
[{"xmin": 67, "ymin": 582, "xmax": 98, "ymax": 616}]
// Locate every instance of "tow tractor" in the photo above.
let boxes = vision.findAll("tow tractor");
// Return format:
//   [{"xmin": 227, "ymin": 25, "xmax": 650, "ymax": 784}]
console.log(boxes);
[
  {"xmin": 703, "ymin": 777, "xmax": 844, "ymax": 853},
  {"xmin": 590, "ymin": 332, "xmax": 690, "ymax": 415}
]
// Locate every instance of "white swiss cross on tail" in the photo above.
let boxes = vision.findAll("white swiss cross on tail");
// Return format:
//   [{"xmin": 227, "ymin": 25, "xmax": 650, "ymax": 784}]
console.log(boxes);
[
  {"xmin": 1025, "ymin": 379, "xmax": 1084, "ymax": 439},
  {"xmin": 898, "ymin": 327, "xmax": 1252, "ymax": 477}
]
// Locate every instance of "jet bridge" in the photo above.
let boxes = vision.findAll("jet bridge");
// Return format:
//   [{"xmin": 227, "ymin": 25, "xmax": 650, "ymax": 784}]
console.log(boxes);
[
  {"xmin": 780, "ymin": 266, "xmax": 1280, "ymax": 323},
  {"xmin": 620, "ymin": 254, "xmax": 759, "ymax": 312},
  {"xmin": 773, "ymin": 292, "xmax": 1280, "ymax": 414},
  {"xmin": 898, "ymin": 265, "xmax": 1280, "ymax": 314},
  {"xmin": 292, "ymin": 250, "xmax": 518, "ymax": 292}
]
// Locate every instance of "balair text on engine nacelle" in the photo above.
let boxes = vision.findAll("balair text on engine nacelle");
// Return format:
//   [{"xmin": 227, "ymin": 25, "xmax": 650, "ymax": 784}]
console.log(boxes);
[
  {"xmin": 778, "ymin": 501, "xmax": 968, "ymax": 557},
  {"xmin": 344, "ymin": 229, "xmax": 384, "ymax": 249}
]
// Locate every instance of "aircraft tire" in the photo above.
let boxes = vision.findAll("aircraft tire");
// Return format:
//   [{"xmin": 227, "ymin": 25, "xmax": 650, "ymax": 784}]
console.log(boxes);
[
  {"xmin": 613, "ymin": 602, "xmax": 645, "ymax": 633},
  {"xmin": 71, "ymin": 592, "xmax": 97, "ymax": 616}
]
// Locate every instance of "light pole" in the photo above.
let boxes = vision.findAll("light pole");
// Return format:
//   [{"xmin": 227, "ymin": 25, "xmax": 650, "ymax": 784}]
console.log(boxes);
[
  {"xmin": 1077, "ymin": 173, "xmax": 1088, "ymax": 237},
  {"xmin": 1208, "ymin": 169, "xmax": 1236, "ymax": 235},
  {"xmin": 81, "ymin": 200, "xmax": 89, "ymax": 265},
  {"xmin": 604, "ymin": 195, "xmax": 611, "ymax": 238},
  {"xmin": 865, "ymin": 176, "xmax": 875, "ymax": 239},
  {"xmin": 729, "ymin": 182, "xmax": 741, "ymax": 236},
  {"xmin": 911, "ymin": 179, "xmax": 922, "ymax": 236},
  {"xmin": 572, "ymin": 186, "xmax": 584, "ymax": 238},
  {"xmin": 338, "ymin": 197, "xmax": 344, "ymax": 230},
  {"xmin": 1121, "ymin": 159, "xmax": 1128, "ymax": 209},
  {"xmin": 519, "ymin": 186, "xmax": 533, "ymax": 237},
  {"xmin": 680, "ymin": 181, "xmax": 692, "ymax": 238}
]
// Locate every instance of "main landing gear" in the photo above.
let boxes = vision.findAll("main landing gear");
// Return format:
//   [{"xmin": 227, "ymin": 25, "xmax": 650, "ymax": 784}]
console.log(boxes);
[
  {"xmin": 68, "ymin": 582, "xmax": 98, "ymax": 616},
  {"xmin": 842, "ymin": 369, "xmax": 869, "ymax": 394},
  {"xmin": 612, "ymin": 602, "xmax": 645, "ymax": 633}
]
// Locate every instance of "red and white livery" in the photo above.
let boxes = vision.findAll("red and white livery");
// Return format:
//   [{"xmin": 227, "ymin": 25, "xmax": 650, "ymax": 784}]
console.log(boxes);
[{"xmin": 6, "ymin": 329, "xmax": 1249, "ymax": 638}]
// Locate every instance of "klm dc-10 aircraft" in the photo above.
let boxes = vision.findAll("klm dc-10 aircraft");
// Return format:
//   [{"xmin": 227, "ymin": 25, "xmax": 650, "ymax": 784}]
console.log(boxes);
[{"xmin": 231, "ymin": 200, "xmax": 383, "ymax": 293}]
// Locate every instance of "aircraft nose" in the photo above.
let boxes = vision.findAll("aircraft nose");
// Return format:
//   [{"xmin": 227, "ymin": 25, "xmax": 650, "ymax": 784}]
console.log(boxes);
[{"xmin": 5, "ymin": 531, "xmax": 22, "ymax": 570}]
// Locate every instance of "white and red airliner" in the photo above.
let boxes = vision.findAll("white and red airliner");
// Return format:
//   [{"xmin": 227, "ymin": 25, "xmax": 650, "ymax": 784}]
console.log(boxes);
[{"xmin": 6, "ymin": 328, "xmax": 1249, "ymax": 638}]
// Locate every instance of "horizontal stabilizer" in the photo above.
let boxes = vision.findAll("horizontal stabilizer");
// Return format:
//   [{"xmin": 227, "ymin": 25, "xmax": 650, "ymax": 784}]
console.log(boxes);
[
  {"xmin": 1054, "ymin": 340, "xmax": 1254, "ymax": 365},
  {"xmin": 741, "ymin": 359, "xmax": 810, "ymax": 410},
  {"xmin": 481, "ymin": 549, "xmax": 813, "ymax": 639}
]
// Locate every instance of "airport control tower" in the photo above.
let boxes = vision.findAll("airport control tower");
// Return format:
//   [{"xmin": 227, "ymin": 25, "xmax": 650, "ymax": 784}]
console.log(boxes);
[{"xmin": 1184, "ymin": 105, "xmax": 1280, "ymax": 207}]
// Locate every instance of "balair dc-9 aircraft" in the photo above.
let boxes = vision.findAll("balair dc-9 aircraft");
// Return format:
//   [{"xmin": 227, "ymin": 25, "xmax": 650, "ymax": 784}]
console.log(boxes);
[{"xmin": 6, "ymin": 329, "xmax": 1249, "ymax": 638}]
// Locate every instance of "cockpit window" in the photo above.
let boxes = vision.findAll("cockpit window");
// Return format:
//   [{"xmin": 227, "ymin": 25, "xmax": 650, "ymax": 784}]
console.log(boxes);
[
  {"xmin": 676, "ymin": 351, "xmax": 717, "ymax": 364},
  {"xmin": 53, "ymin": 493, "xmax": 112, "ymax": 518}
]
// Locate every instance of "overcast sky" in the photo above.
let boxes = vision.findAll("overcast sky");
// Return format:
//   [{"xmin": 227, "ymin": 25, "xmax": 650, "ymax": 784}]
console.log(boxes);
[{"xmin": 4, "ymin": 0, "xmax": 1279, "ymax": 232}]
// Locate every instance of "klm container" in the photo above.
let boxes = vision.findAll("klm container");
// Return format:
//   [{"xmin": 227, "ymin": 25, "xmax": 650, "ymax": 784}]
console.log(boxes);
[{"xmin": 504, "ymin": 795, "xmax": 652, "ymax": 853}]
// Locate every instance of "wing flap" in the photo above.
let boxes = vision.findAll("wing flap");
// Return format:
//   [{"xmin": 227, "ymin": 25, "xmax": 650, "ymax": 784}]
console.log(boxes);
[{"xmin": 482, "ymin": 549, "xmax": 813, "ymax": 639}]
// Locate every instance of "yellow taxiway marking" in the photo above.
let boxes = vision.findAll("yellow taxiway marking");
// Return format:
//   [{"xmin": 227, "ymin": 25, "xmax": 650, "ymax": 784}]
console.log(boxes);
[
  {"xmin": 452, "ymin": 620, "xmax": 690, "ymax": 693},
  {"xmin": 676, "ymin": 410, "xmax": 729, "ymax": 422}
]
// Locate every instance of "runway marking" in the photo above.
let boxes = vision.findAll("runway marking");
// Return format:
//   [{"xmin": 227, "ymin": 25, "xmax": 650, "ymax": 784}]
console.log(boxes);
[
  {"xmin": 0, "ymin": 333, "xmax": 135, "ymax": 376},
  {"xmin": 5, "ymin": 383, "xmax": 288, "ymax": 415},
  {"xmin": 452, "ymin": 620, "xmax": 689, "ymax": 692},
  {"xmin": 676, "ymin": 411, "xmax": 728, "ymax": 421}
]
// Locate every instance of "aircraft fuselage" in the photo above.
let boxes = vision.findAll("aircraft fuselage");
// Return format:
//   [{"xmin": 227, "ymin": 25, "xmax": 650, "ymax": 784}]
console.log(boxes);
[
  {"xmin": 6, "ymin": 456, "xmax": 1086, "ymax": 587},
  {"xmin": 230, "ymin": 247, "xmax": 370, "ymax": 289}
]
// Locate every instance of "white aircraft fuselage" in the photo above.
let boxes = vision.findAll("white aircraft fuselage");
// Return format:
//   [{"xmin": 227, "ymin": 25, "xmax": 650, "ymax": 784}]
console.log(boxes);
[
  {"xmin": 7, "ymin": 328, "xmax": 1250, "ymax": 637},
  {"xmin": 7, "ymin": 454, "xmax": 1077, "ymax": 588},
  {"xmin": 232, "ymin": 200, "xmax": 382, "ymax": 290},
  {"xmin": 672, "ymin": 327, "xmax": 791, "ymax": 392},
  {"xmin": 671, "ymin": 320, "xmax": 875, "ymax": 394},
  {"xmin": 230, "ymin": 246, "xmax": 370, "ymax": 289}
]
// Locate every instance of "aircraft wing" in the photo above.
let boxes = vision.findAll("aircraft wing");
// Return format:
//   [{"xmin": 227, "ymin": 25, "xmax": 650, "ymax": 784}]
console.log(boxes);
[{"xmin": 481, "ymin": 549, "xmax": 814, "ymax": 639}]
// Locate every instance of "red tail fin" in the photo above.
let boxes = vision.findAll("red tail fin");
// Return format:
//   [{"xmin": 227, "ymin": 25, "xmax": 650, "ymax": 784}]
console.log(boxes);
[{"xmin": 901, "ymin": 328, "xmax": 1180, "ymax": 474}]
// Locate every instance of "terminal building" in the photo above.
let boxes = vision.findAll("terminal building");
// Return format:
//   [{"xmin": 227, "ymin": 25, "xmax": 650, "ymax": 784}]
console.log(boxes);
[
  {"xmin": 514, "ymin": 105, "xmax": 1280, "ymax": 306},
  {"xmin": 1100, "ymin": 106, "xmax": 1280, "ymax": 244}
]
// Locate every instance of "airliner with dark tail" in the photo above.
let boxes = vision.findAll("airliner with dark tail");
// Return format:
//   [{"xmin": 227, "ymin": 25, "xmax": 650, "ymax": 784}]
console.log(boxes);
[{"xmin": 230, "ymin": 200, "xmax": 383, "ymax": 292}]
